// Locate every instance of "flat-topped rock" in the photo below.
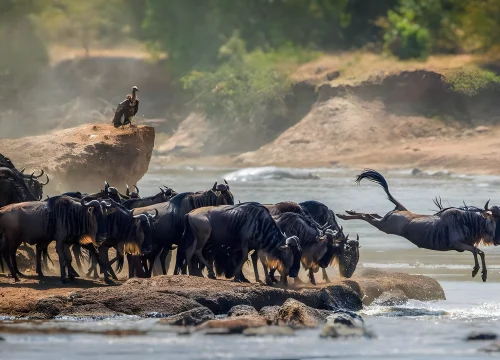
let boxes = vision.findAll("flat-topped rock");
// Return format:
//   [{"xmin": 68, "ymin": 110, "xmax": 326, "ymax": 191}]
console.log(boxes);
[{"xmin": 0, "ymin": 124, "xmax": 154, "ymax": 193}]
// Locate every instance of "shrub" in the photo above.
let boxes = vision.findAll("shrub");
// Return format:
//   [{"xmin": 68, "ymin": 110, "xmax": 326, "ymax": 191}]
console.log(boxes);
[
  {"xmin": 444, "ymin": 66, "xmax": 500, "ymax": 96},
  {"xmin": 383, "ymin": 9, "xmax": 431, "ymax": 59}
]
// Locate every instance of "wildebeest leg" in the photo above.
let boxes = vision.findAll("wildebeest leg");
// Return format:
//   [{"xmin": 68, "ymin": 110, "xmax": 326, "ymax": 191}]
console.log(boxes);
[
  {"xmin": 11, "ymin": 252, "xmax": 25, "ymax": 277},
  {"xmin": 251, "ymin": 251, "xmax": 261, "ymax": 283},
  {"xmin": 0, "ymin": 256, "xmax": 4, "ymax": 273},
  {"xmin": 453, "ymin": 242, "xmax": 482, "ymax": 281},
  {"xmin": 64, "ymin": 243, "xmax": 77, "ymax": 281},
  {"xmin": 322, "ymin": 268, "xmax": 331, "ymax": 283},
  {"xmin": 233, "ymin": 246, "xmax": 250, "ymax": 283},
  {"xmin": 36, "ymin": 244, "xmax": 44, "ymax": 278},
  {"xmin": 159, "ymin": 247, "xmax": 169, "ymax": 275},
  {"xmin": 72, "ymin": 244, "xmax": 83, "ymax": 272},
  {"xmin": 308, "ymin": 268, "xmax": 316, "ymax": 285},
  {"xmin": 55, "ymin": 240, "xmax": 67, "ymax": 283},
  {"xmin": 337, "ymin": 211, "xmax": 381, "ymax": 221},
  {"xmin": 127, "ymin": 254, "xmax": 135, "ymax": 278},
  {"xmin": 268, "ymin": 268, "xmax": 279, "ymax": 283},
  {"xmin": 258, "ymin": 252, "xmax": 273, "ymax": 285},
  {"xmin": 2, "ymin": 250, "xmax": 19, "ymax": 282},
  {"xmin": 193, "ymin": 248, "xmax": 216, "ymax": 279},
  {"xmin": 146, "ymin": 245, "xmax": 162, "ymax": 277},
  {"xmin": 477, "ymin": 249, "xmax": 487, "ymax": 282},
  {"xmin": 98, "ymin": 246, "xmax": 114, "ymax": 285}
]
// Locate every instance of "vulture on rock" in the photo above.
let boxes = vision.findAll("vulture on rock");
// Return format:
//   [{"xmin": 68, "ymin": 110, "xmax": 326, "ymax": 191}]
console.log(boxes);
[{"xmin": 112, "ymin": 86, "xmax": 139, "ymax": 128}]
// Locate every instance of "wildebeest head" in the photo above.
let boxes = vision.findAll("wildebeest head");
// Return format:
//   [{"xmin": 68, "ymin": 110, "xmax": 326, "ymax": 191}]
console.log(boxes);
[
  {"xmin": 139, "ymin": 209, "xmax": 158, "ymax": 254},
  {"xmin": 337, "ymin": 234, "xmax": 360, "ymax": 278},
  {"xmin": 126, "ymin": 184, "xmax": 140, "ymax": 199},
  {"xmin": 0, "ymin": 154, "xmax": 15, "ymax": 169},
  {"xmin": 81, "ymin": 198, "xmax": 110, "ymax": 245},
  {"xmin": 481, "ymin": 200, "xmax": 500, "ymax": 245},
  {"xmin": 216, "ymin": 179, "xmax": 234, "ymax": 205},
  {"xmin": 270, "ymin": 235, "xmax": 302, "ymax": 278},
  {"xmin": 27, "ymin": 172, "xmax": 49, "ymax": 200}
]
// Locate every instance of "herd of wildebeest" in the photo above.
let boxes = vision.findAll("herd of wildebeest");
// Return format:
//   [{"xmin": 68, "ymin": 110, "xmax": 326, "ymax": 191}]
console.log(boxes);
[{"xmin": 0, "ymin": 152, "xmax": 499, "ymax": 286}]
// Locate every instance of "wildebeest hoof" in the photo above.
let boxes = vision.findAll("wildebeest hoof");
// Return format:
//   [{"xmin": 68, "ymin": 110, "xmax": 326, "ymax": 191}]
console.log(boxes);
[
  {"xmin": 265, "ymin": 278, "xmax": 273, "ymax": 286},
  {"xmin": 472, "ymin": 267, "xmax": 479, "ymax": 277},
  {"xmin": 61, "ymin": 278, "xmax": 69, "ymax": 284},
  {"xmin": 482, "ymin": 271, "xmax": 487, "ymax": 282},
  {"xmin": 104, "ymin": 278, "xmax": 115, "ymax": 285},
  {"xmin": 310, "ymin": 279, "xmax": 316, "ymax": 286},
  {"xmin": 207, "ymin": 273, "xmax": 216, "ymax": 280}
]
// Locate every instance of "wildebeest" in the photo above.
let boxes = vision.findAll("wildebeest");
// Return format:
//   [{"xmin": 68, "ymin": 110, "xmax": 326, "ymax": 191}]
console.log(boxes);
[
  {"xmin": 0, "ymin": 154, "xmax": 48, "ymax": 200},
  {"xmin": 0, "ymin": 196, "xmax": 109, "ymax": 282},
  {"xmin": 298, "ymin": 200, "xmax": 353, "ymax": 282},
  {"xmin": 135, "ymin": 182, "xmax": 234, "ymax": 276},
  {"xmin": 96, "ymin": 200, "xmax": 155, "ymax": 284},
  {"xmin": 266, "ymin": 212, "xmax": 359, "ymax": 285},
  {"xmin": 121, "ymin": 187, "xmax": 177, "ymax": 210},
  {"xmin": 337, "ymin": 169, "xmax": 500, "ymax": 282},
  {"xmin": 179, "ymin": 202, "xmax": 302, "ymax": 284},
  {"xmin": 0, "ymin": 168, "xmax": 38, "ymax": 208}
]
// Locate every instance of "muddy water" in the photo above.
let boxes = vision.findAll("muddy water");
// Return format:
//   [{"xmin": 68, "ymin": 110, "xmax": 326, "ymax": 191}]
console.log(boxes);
[{"xmin": 3, "ymin": 166, "xmax": 500, "ymax": 359}]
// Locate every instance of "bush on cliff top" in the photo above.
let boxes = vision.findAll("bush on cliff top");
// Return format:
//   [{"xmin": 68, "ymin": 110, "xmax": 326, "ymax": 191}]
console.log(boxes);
[{"xmin": 444, "ymin": 66, "xmax": 500, "ymax": 96}]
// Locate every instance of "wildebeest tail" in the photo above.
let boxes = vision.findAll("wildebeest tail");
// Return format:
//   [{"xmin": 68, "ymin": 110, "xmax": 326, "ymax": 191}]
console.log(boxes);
[
  {"xmin": 356, "ymin": 169, "xmax": 407, "ymax": 211},
  {"xmin": 41, "ymin": 247, "xmax": 54, "ymax": 268},
  {"xmin": 115, "ymin": 253, "xmax": 125, "ymax": 273}
]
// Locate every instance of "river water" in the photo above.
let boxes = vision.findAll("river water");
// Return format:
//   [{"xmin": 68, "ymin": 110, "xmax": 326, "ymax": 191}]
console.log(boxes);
[{"xmin": 2, "ymin": 166, "xmax": 500, "ymax": 359}]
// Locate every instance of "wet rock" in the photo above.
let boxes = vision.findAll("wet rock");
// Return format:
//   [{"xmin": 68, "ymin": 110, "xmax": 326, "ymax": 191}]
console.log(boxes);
[
  {"xmin": 30, "ymin": 297, "xmax": 66, "ymax": 319},
  {"xmin": 466, "ymin": 331, "xmax": 497, "ymax": 341},
  {"xmin": 411, "ymin": 168, "xmax": 423, "ymax": 176},
  {"xmin": 243, "ymin": 326, "xmax": 295, "ymax": 337},
  {"xmin": 373, "ymin": 290, "xmax": 409, "ymax": 306},
  {"xmin": 259, "ymin": 306, "xmax": 280, "ymax": 325},
  {"xmin": 320, "ymin": 311, "xmax": 372, "ymax": 338},
  {"xmin": 159, "ymin": 307, "xmax": 215, "ymax": 326},
  {"xmin": 326, "ymin": 71, "xmax": 340, "ymax": 81},
  {"xmin": 228, "ymin": 305, "xmax": 258, "ymax": 317},
  {"xmin": 276, "ymin": 298, "xmax": 326, "ymax": 328},
  {"xmin": 195, "ymin": 315, "xmax": 267, "ymax": 335}
]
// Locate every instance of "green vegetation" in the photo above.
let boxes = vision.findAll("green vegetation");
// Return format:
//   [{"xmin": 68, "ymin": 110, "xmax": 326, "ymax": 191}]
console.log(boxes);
[
  {"xmin": 3, "ymin": 0, "xmax": 500, "ymax": 129},
  {"xmin": 444, "ymin": 67, "xmax": 500, "ymax": 96}
]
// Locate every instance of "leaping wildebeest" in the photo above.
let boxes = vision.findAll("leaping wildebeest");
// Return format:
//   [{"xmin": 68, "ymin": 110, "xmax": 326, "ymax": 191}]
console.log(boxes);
[{"xmin": 337, "ymin": 169, "xmax": 500, "ymax": 282}]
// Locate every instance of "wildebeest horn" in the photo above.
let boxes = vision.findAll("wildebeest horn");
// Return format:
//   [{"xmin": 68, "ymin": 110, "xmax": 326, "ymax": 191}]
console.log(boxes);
[
  {"xmin": 133, "ymin": 213, "xmax": 148, "ymax": 220},
  {"xmin": 20, "ymin": 167, "xmax": 25, "ymax": 173},
  {"xmin": 126, "ymin": 184, "xmax": 130, "ymax": 196},
  {"xmin": 224, "ymin": 179, "xmax": 230, "ymax": 189},
  {"xmin": 134, "ymin": 185, "xmax": 139, "ymax": 194},
  {"xmin": 356, "ymin": 234, "xmax": 359, "ymax": 241},
  {"xmin": 485, "ymin": 200, "xmax": 490, "ymax": 211},
  {"xmin": 40, "ymin": 175, "xmax": 49, "ymax": 186},
  {"xmin": 82, "ymin": 199, "xmax": 101, "ymax": 208},
  {"xmin": 286, "ymin": 236, "xmax": 301, "ymax": 251},
  {"xmin": 212, "ymin": 182, "xmax": 217, "ymax": 191},
  {"xmin": 32, "ymin": 169, "xmax": 44, "ymax": 178},
  {"xmin": 159, "ymin": 187, "xmax": 165, "ymax": 194},
  {"xmin": 104, "ymin": 181, "xmax": 110, "ymax": 192},
  {"xmin": 149, "ymin": 209, "xmax": 159, "ymax": 219},
  {"xmin": 101, "ymin": 200, "xmax": 113, "ymax": 208}
]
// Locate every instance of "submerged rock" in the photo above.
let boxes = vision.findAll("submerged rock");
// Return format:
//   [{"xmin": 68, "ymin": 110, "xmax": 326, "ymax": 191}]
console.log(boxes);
[
  {"xmin": 159, "ymin": 307, "xmax": 215, "ymax": 326},
  {"xmin": 373, "ymin": 290, "xmax": 409, "ymax": 306},
  {"xmin": 228, "ymin": 305, "xmax": 259, "ymax": 317},
  {"xmin": 276, "ymin": 298, "xmax": 327, "ymax": 328},
  {"xmin": 320, "ymin": 311, "xmax": 372, "ymax": 338},
  {"xmin": 243, "ymin": 326, "xmax": 295, "ymax": 337},
  {"xmin": 467, "ymin": 332, "xmax": 497, "ymax": 341},
  {"xmin": 195, "ymin": 315, "xmax": 268, "ymax": 335},
  {"xmin": 259, "ymin": 306, "xmax": 281, "ymax": 325}
]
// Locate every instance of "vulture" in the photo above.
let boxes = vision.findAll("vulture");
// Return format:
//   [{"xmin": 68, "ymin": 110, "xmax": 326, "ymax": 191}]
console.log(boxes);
[{"xmin": 112, "ymin": 86, "xmax": 139, "ymax": 128}]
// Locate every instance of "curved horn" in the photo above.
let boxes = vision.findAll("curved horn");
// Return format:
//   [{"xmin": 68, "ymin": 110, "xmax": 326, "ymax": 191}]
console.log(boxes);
[
  {"xmin": 159, "ymin": 187, "xmax": 166, "ymax": 194},
  {"xmin": 133, "ymin": 213, "xmax": 148, "ymax": 220},
  {"xmin": 30, "ymin": 171, "xmax": 35, "ymax": 180},
  {"xmin": 356, "ymin": 234, "xmax": 359, "ymax": 241},
  {"xmin": 104, "ymin": 181, "xmax": 110, "ymax": 192},
  {"xmin": 149, "ymin": 208, "xmax": 159, "ymax": 220},
  {"xmin": 32, "ymin": 169, "xmax": 44, "ymax": 178},
  {"xmin": 224, "ymin": 179, "xmax": 230, "ymax": 189},
  {"xmin": 20, "ymin": 167, "xmax": 25, "ymax": 173},
  {"xmin": 40, "ymin": 174, "xmax": 49, "ymax": 186},
  {"xmin": 82, "ymin": 199, "xmax": 101, "ymax": 208},
  {"xmin": 126, "ymin": 184, "xmax": 130, "ymax": 196},
  {"xmin": 212, "ymin": 182, "xmax": 217, "ymax": 191},
  {"xmin": 134, "ymin": 185, "xmax": 139, "ymax": 195},
  {"xmin": 485, "ymin": 200, "xmax": 490, "ymax": 211}
]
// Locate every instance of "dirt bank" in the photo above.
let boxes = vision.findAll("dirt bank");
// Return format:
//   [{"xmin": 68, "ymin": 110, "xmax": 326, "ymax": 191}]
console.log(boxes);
[
  {"xmin": 0, "ymin": 270, "xmax": 444, "ymax": 319},
  {"xmin": 0, "ymin": 124, "xmax": 154, "ymax": 193}
]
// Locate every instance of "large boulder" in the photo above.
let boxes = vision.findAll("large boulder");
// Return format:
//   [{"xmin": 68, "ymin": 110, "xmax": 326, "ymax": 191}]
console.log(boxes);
[{"xmin": 0, "ymin": 124, "xmax": 154, "ymax": 193}]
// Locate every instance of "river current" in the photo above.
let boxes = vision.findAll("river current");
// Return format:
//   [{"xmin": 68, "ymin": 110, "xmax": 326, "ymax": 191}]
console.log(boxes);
[{"xmin": 2, "ymin": 166, "xmax": 500, "ymax": 359}]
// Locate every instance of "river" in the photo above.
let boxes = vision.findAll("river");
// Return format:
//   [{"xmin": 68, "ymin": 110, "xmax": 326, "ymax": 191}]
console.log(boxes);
[{"xmin": 2, "ymin": 166, "xmax": 500, "ymax": 359}]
